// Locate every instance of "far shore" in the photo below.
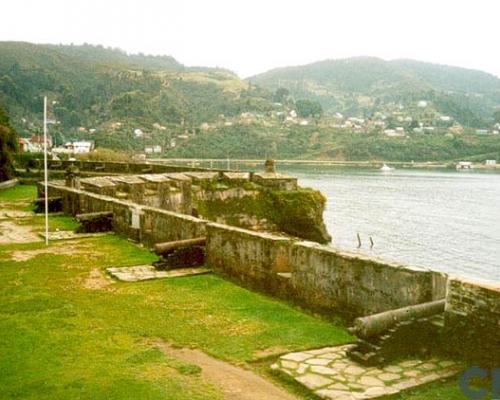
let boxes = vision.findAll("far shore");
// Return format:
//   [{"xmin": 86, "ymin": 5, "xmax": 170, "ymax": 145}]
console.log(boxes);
[{"xmin": 150, "ymin": 158, "xmax": 500, "ymax": 170}]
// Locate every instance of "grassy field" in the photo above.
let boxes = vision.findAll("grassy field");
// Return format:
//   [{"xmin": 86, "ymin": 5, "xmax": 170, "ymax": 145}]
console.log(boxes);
[{"xmin": 0, "ymin": 185, "xmax": 470, "ymax": 399}]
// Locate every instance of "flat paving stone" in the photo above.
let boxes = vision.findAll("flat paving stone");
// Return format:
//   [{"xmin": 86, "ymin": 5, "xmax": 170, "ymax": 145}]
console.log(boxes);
[
  {"xmin": 296, "ymin": 373, "xmax": 332, "ymax": 389},
  {"xmin": 305, "ymin": 358, "xmax": 332, "ymax": 366},
  {"xmin": 271, "ymin": 344, "xmax": 464, "ymax": 399},
  {"xmin": 107, "ymin": 265, "xmax": 211, "ymax": 282},
  {"xmin": 378, "ymin": 372, "xmax": 401, "ymax": 381},
  {"xmin": 281, "ymin": 352, "xmax": 311, "ymax": 362},
  {"xmin": 311, "ymin": 366, "xmax": 338, "ymax": 375}
]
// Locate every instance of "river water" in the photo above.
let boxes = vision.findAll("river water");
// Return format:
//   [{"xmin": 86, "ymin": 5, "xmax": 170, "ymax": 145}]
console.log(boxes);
[{"xmin": 278, "ymin": 166, "xmax": 500, "ymax": 283}]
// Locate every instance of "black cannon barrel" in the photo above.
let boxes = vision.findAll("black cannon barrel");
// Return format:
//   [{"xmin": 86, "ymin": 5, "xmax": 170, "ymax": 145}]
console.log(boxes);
[
  {"xmin": 76, "ymin": 211, "xmax": 114, "ymax": 222},
  {"xmin": 154, "ymin": 237, "xmax": 206, "ymax": 255},
  {"xmin": 350, "ymin": 299, "xmax": 446, "ymax": 339}
]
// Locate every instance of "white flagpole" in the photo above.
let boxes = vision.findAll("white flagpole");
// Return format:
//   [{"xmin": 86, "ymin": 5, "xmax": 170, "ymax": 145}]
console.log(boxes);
[{"xmin": 43, "ymin": 96, "xmax": 49, "ymax": 245}]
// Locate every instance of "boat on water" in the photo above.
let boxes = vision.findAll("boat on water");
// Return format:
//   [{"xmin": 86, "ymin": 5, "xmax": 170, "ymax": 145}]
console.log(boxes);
[
  {"xmin": 456, "ymin": 161, "xmax": 473, "ymax": 170},
  {"xmin": 380, "ymin": 163, "xmax": 394, "ymax": 172}
]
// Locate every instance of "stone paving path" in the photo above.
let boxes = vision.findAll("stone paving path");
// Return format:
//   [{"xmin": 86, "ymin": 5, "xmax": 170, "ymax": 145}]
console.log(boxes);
[
  {"xmin": 107, "ymin": 265, "xmax": 211, "ymax": 282},
  {"xmin": 271, "ymin": 345, "xmax": 463, "ymax": 400}
]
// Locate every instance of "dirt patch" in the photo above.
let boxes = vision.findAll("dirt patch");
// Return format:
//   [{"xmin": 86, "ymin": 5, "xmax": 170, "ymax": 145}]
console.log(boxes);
[
  {"xmin": 10, "ymin": 242, "xmax": 95, "ymax": 262},
  {"xmin": 0, "ymin": 210, "xmax": 34, "ymax": 220},
  {"xmin": 155, "ymin": 341, "xmax": 297, "ymax": 400},
  {"xmin": 83, "ymin": 268, "xmax": 113, "ymax": 290},
  {"xmin": 0, "ymin": 220, "xmax": 41, "ymax": 244}
]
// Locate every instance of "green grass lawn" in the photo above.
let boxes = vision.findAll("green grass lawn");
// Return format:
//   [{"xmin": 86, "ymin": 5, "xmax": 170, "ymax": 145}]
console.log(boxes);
[
  {"xmin": 0, "ymin": 184, "xmax": 37, "ymax": 211},
  {"xmin": 0, "ymin": 235, "xmax": 353, "ymax": 399},
  {"xmin": 0, "ymin": 185, "xmax": 471, "ymax": 399}
]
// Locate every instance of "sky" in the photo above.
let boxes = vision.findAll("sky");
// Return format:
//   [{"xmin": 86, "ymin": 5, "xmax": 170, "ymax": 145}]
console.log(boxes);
[{"xmin": 1, "ymin": 0, "xmax": 499, "ymax": 78}]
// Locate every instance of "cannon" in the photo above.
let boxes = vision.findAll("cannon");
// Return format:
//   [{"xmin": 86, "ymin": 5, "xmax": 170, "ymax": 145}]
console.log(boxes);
[
  {"xmin": 347, "ymin": 299, "xmax": 446, "ymax": 366},
  {"xmin": 350, "ymin": 299, "xmax": 445, "ymax": 339},
  {"xmin": 76, "ymin": 211, "xmax": 113, "ymax": 233},
  {"xmin": 34, "ymin": 197, "xmax": 63, "ymax": 213},
  {"xmin": 153, "ymin": 237, "xmax": 206, "ymax": 270}
]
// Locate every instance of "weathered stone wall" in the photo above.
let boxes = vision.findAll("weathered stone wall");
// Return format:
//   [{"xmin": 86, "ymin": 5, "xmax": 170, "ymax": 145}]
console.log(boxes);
[
  {"xmin": 206, "ymin": 223, "xmax": 293, "ymax": 298},
  {"xmin": 205, "ymin": 223, "xmax": 447, "ymax": 318},
  {"xmin": 43, "ymin": 183, "xmax": 207, "ymax": 247},
  {"xmin": 46, "ymin": 160, "xmax": 211, "ymax": 174},
  {"xmin": 289, "ymin": 241, "xmax": 446, "ymax": 316},
  {"xmin": 75, "ymin": 171, "xmax": 329, "ymax": 243},
  {"xmin": 444, "ymin": 278, "xmax": 500, "ymax": 366}
]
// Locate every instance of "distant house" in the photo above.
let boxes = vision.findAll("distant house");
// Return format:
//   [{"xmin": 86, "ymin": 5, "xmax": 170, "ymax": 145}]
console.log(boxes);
[
  {"xmin": 485, "ymin": 160, "xmax": 497, "ymax": 166},
  {"xmin": 18, "ymin": 138, "xmax": 37, "ymax": 153},
  {"xmin": 439, "ymin": 116, "xmax": 452, "ymax": 122},
  {"xmin": 54, "ymin": 141, "xmax": 94, "ymax": 154},
  {"xmin": 28, "ymin": 135, "xmax": 53, "ymax": 152},
  {"xmin": 299, "ymin": 119, "xmax": 309, "ymax": 126},
  {"xmin": 133, "ymin": 128, "xmax": 144, "ymax": 138},
  {"xmin": 456, "ymin": 161, "xmax": 473, "ymax": 170},
  {"xmin": 71, "ymin": 141, "xmax": 94, "ymax": 154},
  {"xmin": 145, "ymin": 145, "xmax": 162, "ymax": 154},
  {"xmin": 475, "ymin": 129, "xmax": 489, "ymax": 135},
  {"xmin": 417, "ymin": 100, "xmax": 428, "ymax": 108}
]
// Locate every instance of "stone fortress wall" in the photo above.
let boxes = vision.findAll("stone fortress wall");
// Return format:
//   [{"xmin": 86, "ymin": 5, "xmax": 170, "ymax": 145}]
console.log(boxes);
[{"xmin": 41, "ymin": 160, "xmax": 499, "ymax": 365}]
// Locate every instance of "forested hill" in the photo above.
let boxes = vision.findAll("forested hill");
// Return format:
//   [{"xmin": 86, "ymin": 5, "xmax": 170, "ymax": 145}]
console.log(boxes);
[
  {"xmin": 250, "ymin": 57, "xmax": 500, "ymax": 126},
  {"xmin": 0, "ymin": 42, "xmax": 275, "ymax": 136}
]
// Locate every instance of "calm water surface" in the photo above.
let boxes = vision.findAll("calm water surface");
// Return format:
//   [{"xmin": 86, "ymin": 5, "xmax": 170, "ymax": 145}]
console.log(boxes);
[{"xmin": 279, "ymin": 166, "xmax": 500, "ymax": 283}]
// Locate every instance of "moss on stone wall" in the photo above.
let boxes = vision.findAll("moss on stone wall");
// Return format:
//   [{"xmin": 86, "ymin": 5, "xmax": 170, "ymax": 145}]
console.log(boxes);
[
  {"xmin": 269, "ymin": 189, "xmax": 332, "ymax": 244},
  {"xmin": 194, "ymin": 186, "xmax": 331, "ymax": 244}
]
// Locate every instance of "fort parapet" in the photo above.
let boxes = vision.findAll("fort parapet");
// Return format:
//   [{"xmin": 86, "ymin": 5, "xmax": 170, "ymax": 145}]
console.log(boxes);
[{"xmin": 38, "ymin": 160, "xmax": 500, "ymax": 367}]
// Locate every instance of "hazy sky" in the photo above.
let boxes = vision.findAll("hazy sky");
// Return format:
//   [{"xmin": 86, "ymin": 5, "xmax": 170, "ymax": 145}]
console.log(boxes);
[{"xmin": 2, "ymin": 0, "xmax": 499, "ymax": 78}]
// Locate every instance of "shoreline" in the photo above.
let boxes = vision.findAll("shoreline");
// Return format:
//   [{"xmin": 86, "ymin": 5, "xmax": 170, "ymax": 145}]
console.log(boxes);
[{"xmin": 150, "ymin": 158, "xmax": 500, "ymax": 170}]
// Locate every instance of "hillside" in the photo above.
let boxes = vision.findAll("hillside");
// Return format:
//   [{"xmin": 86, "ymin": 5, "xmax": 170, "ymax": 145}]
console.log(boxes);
[
  {"xmin": 250, "ymin": 57, "xmax": 500, "ymax": 127},
  {"xmin": 1, "ymin": 43, "xmax": 499, "ymax": 162},
  {"xmin": 0, "ymin": 42, "xmax": 275, "ymax": 139},
  {"xmin": 166, "ymin": 124, "xmax": 500, "ymax": 162}
]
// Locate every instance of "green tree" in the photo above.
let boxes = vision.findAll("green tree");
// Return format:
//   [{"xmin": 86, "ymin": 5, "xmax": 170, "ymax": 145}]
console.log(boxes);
[
  {"xmin": 493, "ymin": 109, "xmax": 500, "ymax": 124},
  {"xmin": 295, "ymin": 99, "xmax": 323, "ymax": 118},
  {"xmin": 0, "ymin": 107, "xmax": 18, "ymax": 181},
  {"xmin": 273, "ymin": 88, "xmax": 290, "ymax": 104}
]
